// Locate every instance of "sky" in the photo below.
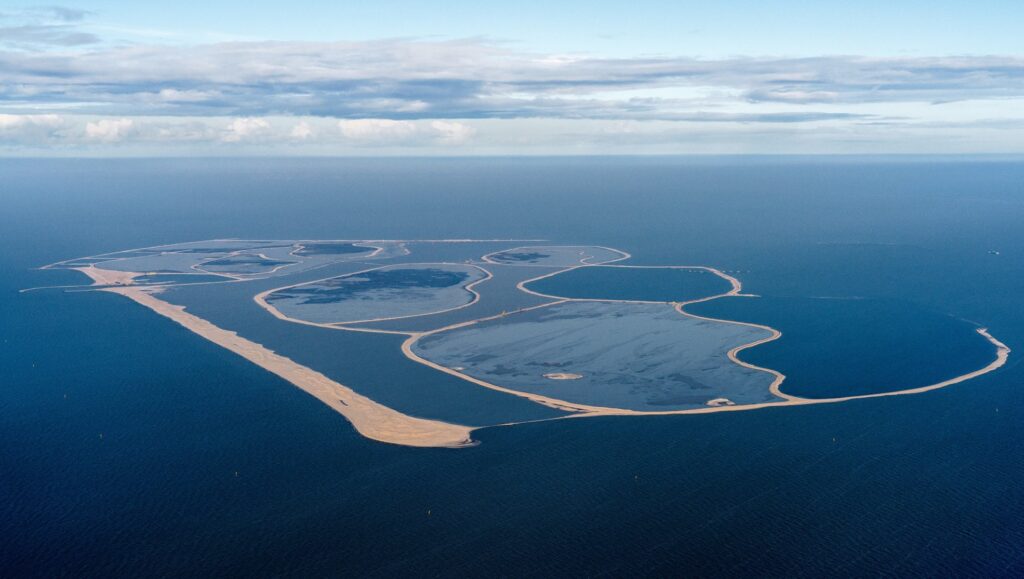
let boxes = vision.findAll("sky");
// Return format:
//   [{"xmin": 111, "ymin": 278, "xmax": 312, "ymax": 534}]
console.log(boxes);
[{"xmin": 1, "ymin": 1, "xmax": 1023, "ymax": 155}]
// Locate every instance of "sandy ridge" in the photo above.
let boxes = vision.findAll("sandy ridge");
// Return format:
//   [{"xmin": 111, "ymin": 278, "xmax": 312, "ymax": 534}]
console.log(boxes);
[{"xmin": 75, "ymin": 267, "xmax": 474, "ymax": 448}]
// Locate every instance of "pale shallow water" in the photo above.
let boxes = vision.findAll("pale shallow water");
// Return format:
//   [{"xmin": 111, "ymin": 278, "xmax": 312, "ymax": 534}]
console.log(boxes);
[{"xmin": 415, "ymin": 300, "xmax": 777, "ymax": 410}]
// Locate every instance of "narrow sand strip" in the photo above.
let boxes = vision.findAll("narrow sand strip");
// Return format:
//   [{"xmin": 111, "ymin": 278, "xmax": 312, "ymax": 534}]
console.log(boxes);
[
  {"xmin": 74, "ymin": 265, "xmax": 139, "ymax": 286},
  {"xmin": 80, "ymin": 267, "xmax": 474, "ymax": 448},
  {"xmin": 480, "ymin": 245, "xmax": 631, "ymax": 266}
]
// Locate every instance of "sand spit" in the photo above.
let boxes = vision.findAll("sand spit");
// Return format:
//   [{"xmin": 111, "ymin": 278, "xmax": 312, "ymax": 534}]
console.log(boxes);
[
  {"xmin": 78, "ymin": 267, "xmax": 474, "ymax": 448},
  {"xmin": 74, "ymin": 265, "xmax": 139, "ymax": 286}
]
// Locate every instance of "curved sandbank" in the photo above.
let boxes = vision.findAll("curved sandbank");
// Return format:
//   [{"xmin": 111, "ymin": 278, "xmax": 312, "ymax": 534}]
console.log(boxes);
[
  {"xmin": 194, "ymin": 253, "xmax": 299, "ymax": 276},
  {"xmin": 78, "ymin": 266, "xmax": 476, "ymax": 448},
  {"xmin": 686, "ymin": 296, "xmax": 1001, "ymax": 399},
  {"xmin": 517, "ymin": 263, "xmax": 745, "ymax": 303},
  {"xmin": 401, "ymin": 257, "xmax": 1009, "ymax": 423},
  {"xmin": 411, "ymin": 322, "xmax": 1008, "ymax": 426},
  {"xmin": 255, "ymin": 263, "xmax": 492, "ymax": 326},
  {"xmin": 46, "ymin": 239, "xmax": 402, "ymax": 284},
  {"xmin": 482, "ymin": 245, "xmax": 630, "ymax": 267},
  {"xmin": 350, "ymin": 263, "xmax": 559, "ymax": 334},
  {"xmin": 289, "ymin": 241, "xmax": 380, "ymax": 257},
  {"xmin": 521, "ymin": 264, "xmax": 736, "ymax": 304}
]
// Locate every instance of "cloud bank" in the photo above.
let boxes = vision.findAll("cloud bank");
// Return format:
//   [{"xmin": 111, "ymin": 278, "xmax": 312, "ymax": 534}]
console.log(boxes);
[{"xmin": 1, "ymin": 16, "xmax": 1022, "ymax": 153}]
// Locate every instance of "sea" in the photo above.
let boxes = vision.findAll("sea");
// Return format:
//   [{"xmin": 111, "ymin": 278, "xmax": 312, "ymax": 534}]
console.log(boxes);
[{"xmin": 2, "ymin": 157, "xmax": 1023, "ymax": 576}]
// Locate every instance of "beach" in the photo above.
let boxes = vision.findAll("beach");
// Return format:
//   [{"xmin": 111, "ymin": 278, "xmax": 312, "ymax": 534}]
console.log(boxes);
[{"xmin": 78, "ymin": 266, "xmax": 475, "ymax": 448}]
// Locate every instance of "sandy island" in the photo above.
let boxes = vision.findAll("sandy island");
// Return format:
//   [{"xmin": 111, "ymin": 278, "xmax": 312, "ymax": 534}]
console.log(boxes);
[{"xmin": 58, "ymin": 244, "xmax": 1014, "ymax": 448}]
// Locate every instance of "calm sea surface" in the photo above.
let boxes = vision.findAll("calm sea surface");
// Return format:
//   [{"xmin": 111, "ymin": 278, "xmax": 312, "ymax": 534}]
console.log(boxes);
[{"xmin": 2, "ymin": 157, "xmax": 1024, "ymax": 576}]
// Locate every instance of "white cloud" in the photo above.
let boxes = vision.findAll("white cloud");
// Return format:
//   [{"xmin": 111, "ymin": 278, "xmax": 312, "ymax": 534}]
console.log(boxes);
[
  {"xmin": 84, "ymin": 118, "xmax": 134, "ymax": 142},
  {"xmin": 0, "ymin": 113, "xmax": 1022, "ymax": 155},
  {"xmin": 430, "ymin": 120, "xmax": 475, "ymax": 143},
  {"xmin": 338, "ymin": 119, "xmax": 418, "ymax": 141},
  {"xmin": 156, "ymin": 88, "xmax": 218, "ymax": 103},
  {"xmin": 290, "ymin": 120, "xmax": 313, "ymax": 139},
  {"xmin": 0, "ymin": 113, "xmax": 62, "ymax": 130},
  {"xmin": 222, "ymin": 117, "xmax": 270, "ymax": 142},
  {"xmin": 4, "ymin": 39, "xmax": 1022, "ymax": 124},
  {"xmin": 1, "ymin": 35, "xmax": 1023, "ymax": 154},
  {"xmin": 0, "ymin": 113, "xmax": 63, "ymax": 143},
  {"xmin": 335, "ymin": 119, "xmax": 476, "ymax": 144}
]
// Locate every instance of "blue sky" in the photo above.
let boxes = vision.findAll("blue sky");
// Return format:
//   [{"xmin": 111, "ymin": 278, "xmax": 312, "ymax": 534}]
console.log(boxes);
[
  {"xmin": 57, "ymin": 0, "xmax": 1024, "ymax": 56},
  {"xmin": 1, "ymin": 1, "xmax": 1023, "ymax": 154}
]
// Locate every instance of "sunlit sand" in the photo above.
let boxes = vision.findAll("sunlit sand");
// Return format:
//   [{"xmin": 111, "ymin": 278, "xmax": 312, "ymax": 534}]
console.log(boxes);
[{"xmin": 79, "ymin": 266, "xmax": 475, "ymax": 448}]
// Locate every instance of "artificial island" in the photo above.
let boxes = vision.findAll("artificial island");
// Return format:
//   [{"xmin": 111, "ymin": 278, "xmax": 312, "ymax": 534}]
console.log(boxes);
[{"xmin": 35, "ymin": 239, "xmax": 1010, "ymax": 448}]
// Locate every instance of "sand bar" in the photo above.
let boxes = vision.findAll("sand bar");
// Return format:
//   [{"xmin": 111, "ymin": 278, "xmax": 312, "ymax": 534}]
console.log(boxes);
[
  {"xmin": 74, "ymin": 265, "xmax": 139, "ymax": 286},
  {"xmin": 80, "ymin": 267, "xmax": 474, "ymax": 448}
]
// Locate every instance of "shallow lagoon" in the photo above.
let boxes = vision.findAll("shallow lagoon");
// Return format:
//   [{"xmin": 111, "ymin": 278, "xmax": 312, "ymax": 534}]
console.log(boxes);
[
  {"xmin": 356, "ymin": 263, "xmax": 558, "ymax": 332},
  {"xmin": 65, "ymin": 239, "xmax": 407, "ymax": 279},
  {"xmin": 97, "ymin": 251, "xmax": 226, "ymax": 274},
  {"xmin": 266, "ymin": 263, "xmax": 488, "ymax": 324},
  {"xmin": 157, "ymin": 266, "xmax": 568, "ymax": 426},
  {"xmin": 415, "ymin": 301, "xmax": 778, "ymax": 410},
  {"xmin": 200, "ymin": 254, "xmax": 297, "ymax": 275},
  {"xmin": 292, "ymin": 241, "xmax": 374, "ymax": 256},
  {"xmin": 486, "ymin": 245, "xmax": 625, "ymax": 266},
  {"xmin": 527, "ymin": 265, "xmax": 733, "ymax": 302},
  {"xmin": 132, "ymin": 273, "xmax": 231, "ymax": 285}
]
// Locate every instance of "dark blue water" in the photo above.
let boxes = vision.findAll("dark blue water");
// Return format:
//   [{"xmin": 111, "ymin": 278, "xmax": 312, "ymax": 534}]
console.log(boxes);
[
  {"xmin": 3, "ymin": 157, "xmax": 1024, "ymax": 576},
  {"xmin": 160, "ymin": 260, "xmax": 563, "ymax": 426},
  {"xmin": 691, "ymin": 296, "xmax": 998, "ymax": 398}
]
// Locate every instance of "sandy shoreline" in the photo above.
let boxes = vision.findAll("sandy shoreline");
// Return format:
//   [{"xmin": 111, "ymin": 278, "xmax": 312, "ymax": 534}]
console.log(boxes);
[
  {"xmin": 78, "ymin": 267, "xmax": 475, "ymax": 448},
  {"xmin": 73, "ymin": 265, "xmax": 140, "ymax": 286},
  {"xmin": 481, "ymin": 245, "xmax": 631, "ymax": 267}
]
